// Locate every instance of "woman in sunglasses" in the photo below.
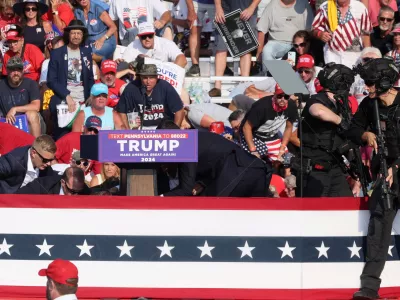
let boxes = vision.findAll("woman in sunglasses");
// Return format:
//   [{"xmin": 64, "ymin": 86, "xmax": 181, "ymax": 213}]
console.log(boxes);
[
  {"xmin": 282, "ymin": 30, "xmax": 313, "ymax": 69},
  {"xmin": 70, "ymin": 150, "xmax": 93, "ymax": 185},
  {"xmin": 296, "ymin": 54, "xmax": 323, "ymax": 96},
  {"xmin": 240, "ymin": 84, "xmax": 297, "ymax": 162},
  {"xmin": 13, "ymin": 0, "xmax": 52, "ymax": 53}
]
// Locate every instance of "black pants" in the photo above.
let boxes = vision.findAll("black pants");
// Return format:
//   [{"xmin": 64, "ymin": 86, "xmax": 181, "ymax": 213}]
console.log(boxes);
[
  {"xmin": 302, "ymin": 166, "xmax": 353, "ymax": 197},
  {"xmin": 360, "ymin": 185, "xmax": 398, "ymax": 292}
]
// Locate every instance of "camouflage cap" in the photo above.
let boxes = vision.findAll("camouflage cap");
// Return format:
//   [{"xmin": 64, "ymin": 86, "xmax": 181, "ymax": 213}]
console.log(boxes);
[
  {"xmin": 137, "ymin": 64, "xmax": 158, "ymax": 76},
  {"xmin": 7, "ymin": 56, "xmax": 23, "ymax": 70}
]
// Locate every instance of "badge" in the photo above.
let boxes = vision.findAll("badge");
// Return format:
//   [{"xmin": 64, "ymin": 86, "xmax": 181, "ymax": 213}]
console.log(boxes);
[
  {"xmin": 64, "ymin": 54, "xmax": 67, "ymax": 60},
  {"xmin": 90, "ymin": 19, "xmax": 98, "ymax": 26},
  {"xmin": 36, "ymin": 28, "xmax": 42, "ymax": 33}
]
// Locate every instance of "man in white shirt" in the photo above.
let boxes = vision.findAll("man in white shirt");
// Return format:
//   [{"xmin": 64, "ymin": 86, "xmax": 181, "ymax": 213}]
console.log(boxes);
[
  {"xmin": 122, "ymin": 22, "xmax": 187, "ymax": 67},
  {"xmin": 39, "ymin": 259, "xmax": 79, "ymax": 300},
  {"xmin": 109, "ymin": 0, "xmax": 172, "ymax": 46}
]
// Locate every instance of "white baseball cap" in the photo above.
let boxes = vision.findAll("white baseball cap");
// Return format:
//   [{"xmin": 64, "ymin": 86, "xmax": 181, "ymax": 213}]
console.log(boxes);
[{"xmin": 138, "ymin": 22, "xmax": 155, "ymax": 36}]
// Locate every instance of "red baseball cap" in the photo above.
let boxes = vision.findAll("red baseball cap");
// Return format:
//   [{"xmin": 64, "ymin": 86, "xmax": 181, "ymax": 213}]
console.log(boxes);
[
  {"xmin": 6, "ymin": 30, "xmax": 20, "ymax": 41},
  {"xmin": 38, "ymin": 259, "xmax": 78, "ymax": 286},
  {"xmin": 296, "ymin": 54, "xmax": 315, "ymax": 70},
  {"xmin": 101, "ymin": 59, "xmax": 117, "ymax": 74},
  {"xmin": 209, "ymin": 122, "xmax": 225, "ymax": 134},
  {"xmin": 275, "ymin": 83, "xmax": 284, "ymax": 95}
]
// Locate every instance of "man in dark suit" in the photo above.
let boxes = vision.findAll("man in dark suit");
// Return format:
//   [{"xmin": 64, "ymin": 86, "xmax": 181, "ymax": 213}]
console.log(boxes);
[
  {"xmin": 158, "ymin": 120, "xmax": 272, "ymax": 197},
  {"xmin": 48, "ymin": 20, "xmax": 95, "ymax": 140},
  {"xmin": 0, "ymin": 135, "xmax": 56, "ymax": 194},
  {"xmin": 17, "ymin": 167, "xmax": 89, "ymax": 195}
]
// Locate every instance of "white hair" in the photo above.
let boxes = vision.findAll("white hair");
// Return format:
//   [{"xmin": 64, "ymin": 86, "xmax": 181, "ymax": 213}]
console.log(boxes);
[{"xmin": 360, "ymin": 47, "xmax": 382, "ymax": 58}]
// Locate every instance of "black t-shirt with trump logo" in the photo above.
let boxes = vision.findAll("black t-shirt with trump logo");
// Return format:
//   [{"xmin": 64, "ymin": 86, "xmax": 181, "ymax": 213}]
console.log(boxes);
[{"xmin": 116, "ymin": 79, "xmax": 183, "ymax": 129}]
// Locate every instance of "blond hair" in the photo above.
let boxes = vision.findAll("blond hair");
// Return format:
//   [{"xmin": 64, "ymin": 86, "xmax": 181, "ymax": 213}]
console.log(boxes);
[
  {"xmin": 100, "ymin": 162, "xmax": 120, "ymax": 182},
  {"xmin": 33, "ymin": 134, "xmax": 57, "ymax": 154}
]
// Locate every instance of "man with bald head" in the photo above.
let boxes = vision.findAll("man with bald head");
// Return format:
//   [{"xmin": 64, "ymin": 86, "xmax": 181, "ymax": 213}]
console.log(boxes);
[{"xmin": 17, "ymin": 167, "xmax": 88, "ymax": 195}]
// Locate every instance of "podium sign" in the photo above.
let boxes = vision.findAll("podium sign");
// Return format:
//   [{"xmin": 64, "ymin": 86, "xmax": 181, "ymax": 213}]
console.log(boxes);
[{"xmin": 97, "ymin": 130, "xmax": 198, "ymax": 163}]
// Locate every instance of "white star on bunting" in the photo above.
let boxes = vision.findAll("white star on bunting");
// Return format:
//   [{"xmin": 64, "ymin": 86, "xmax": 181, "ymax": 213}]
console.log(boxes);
[
  {"xmin": 157, "ymin": 240, "xmax": 174, "ymax": 258},
  {"xmin": 388, "ymin": 245, "xmax": 395, "ymax": 257},
  {"xmin": 315, "ymin": 241, "xmax": 330, "ymax": 259},
  {"xmin": 0, "ymin": 238, "xmax": 13, "ymax": 256},
  {"xmin": 117, "ymin": 240, "xmax": 134, "ymax": 258},
  {"xmin": 238, "ymin": 241, "xmax": 255, "ymax": 258},
  {"xmin": 197, "ymin": 240, "xmax": 215, "ymax": 258},
  {"xmin": 36, "ymin": 239, "xmax": 54, "ymax": 256},
  {"xmin": 278, "ymin": 241, "xmax": 296, "ymax": 259},
  {"xmin": 348, "ymin": 241, "xmax": 362, "ymax": 258},
  {"xmin": 76, "ymin": 239, "xmax": 94, "ymax": 257}
]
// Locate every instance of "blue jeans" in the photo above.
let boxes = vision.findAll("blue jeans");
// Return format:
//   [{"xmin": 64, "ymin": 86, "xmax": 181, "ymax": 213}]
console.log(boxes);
[
  {"xmin": 89, "ymin": 34, "xmax": 117, "ymax": 59},
  {"xmin": 262, "ymin": 40, "xmax": 292, "ymax": 70}
]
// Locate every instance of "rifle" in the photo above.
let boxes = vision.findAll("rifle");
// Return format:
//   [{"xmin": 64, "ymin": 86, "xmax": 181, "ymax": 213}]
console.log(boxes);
[
  {"xmin": 372, "ymin": 99, "xmax": 393, "ymax": 210},
  {"xmin": 348, "ymin": 147, "xmax": 370, "ymax": 197}
]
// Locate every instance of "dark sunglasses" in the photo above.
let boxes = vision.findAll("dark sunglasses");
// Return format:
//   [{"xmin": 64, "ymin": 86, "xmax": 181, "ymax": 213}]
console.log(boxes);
[
  {"xmin": 62, "ymin": 179, "xmax": 82, "ymax": 195},
  {"xmin": 298, "ymin": 68, "xmax": 312, "ymax": 74},
  {"xmin": 277, "ymin": 94, "xmax": 291, "ymax": 100},
  {"xmin": 362, "ymin": 57, "xmax": 374, "ymax": 63},
  {"xmin": 87, "ymin": 127, "xmax": 99, "ymax": 134},
  {"xmin": 379, "ymin": 17, "xmax": 393, "ymax": 22},
  {"xmin": 139, "ymin": 34, "xmax": 154, "ymax": 40},
  {"xmin": 24, "ymin": 7, "xmax": 38, "ymax": 12},
  {"xmin": 32, "ymin": 147, "xmax": 54, "ymax": 163},
  {"xmin": 293, "ymin": 42, "xmax": 307, "ymax": 48},
  {"xmin": 75, "ymin": 160, "xmax": 89, "ymax": 167}
]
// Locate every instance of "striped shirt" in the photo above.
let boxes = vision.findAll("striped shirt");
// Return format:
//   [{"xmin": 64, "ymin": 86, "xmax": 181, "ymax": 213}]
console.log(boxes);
[{"xmin": 312, "ymin": 0, "xmax": 372, "ymax": 52}]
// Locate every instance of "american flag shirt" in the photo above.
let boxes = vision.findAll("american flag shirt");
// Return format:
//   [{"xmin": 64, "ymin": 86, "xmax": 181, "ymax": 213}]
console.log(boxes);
[{"xmin": 312, "ymin": 0, "xmax": 372, "ymax": 52}]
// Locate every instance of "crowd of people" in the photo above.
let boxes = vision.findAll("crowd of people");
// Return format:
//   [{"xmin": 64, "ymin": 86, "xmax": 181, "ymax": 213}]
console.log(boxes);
[{"xmin": 0, "ymin": 1, "xmax": 400, "ymax": 297}]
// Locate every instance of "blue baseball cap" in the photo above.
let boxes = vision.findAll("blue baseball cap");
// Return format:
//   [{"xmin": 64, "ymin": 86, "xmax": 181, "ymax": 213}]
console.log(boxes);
[
  {"xmin": 91, "ymin": 83, "xmax": 108, "ymax": 96},
  {"xmin": 85, "ymin": 115, "xmax": 102, "ymax": 130}
]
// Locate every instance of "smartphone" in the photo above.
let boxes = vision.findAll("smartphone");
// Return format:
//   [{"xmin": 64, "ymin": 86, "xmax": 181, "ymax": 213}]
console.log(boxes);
[{"xmin": 287, "ymin": 51, "xmax": 296, "ymax": 67}]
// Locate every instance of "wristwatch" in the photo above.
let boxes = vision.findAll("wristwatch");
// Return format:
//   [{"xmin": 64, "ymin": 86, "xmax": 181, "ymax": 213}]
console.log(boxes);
[
  {"xmin": 104, "ymin": 34, "xmax": 109, "ymax": 40},
  {"xmin": 52, "ymin": 10, "xmax": 59, "ymax": 15}
]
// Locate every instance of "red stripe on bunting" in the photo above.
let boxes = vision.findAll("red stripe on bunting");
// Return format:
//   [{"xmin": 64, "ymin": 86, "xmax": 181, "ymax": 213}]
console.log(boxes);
[
  {"xmin": 0, "ymin": 286, "xmax": 399, "ymax": 299},
  {"xmin": 0, "ymin": 195, "xmax": 369, "ymax": 210}
]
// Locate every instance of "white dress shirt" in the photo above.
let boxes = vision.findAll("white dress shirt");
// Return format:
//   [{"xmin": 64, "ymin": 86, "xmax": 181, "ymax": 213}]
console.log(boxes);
[{"xmin": 20, "ymin": 149, "xmax": 39, "ymax": 188}]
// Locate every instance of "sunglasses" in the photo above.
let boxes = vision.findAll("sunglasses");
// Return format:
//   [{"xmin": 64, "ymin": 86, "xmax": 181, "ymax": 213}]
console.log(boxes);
[
  {"xmin": 24, "ymin": 7, "xmax": 38, "ymax": 12},
  {"xmin": 379, "ymin": 17, "xmax": 394, "ymax": 22},
  {"xmin": 277, "ymin": 94, "xmax": 291, "ymax": 100},
  {"xmin": 139, "ymin": 34, "xmax": 154, "ymax": 40},
  {"xmin": 293, "ymin": 42, "xmax": 307, "ymax": 48},
  {"xmin": 74, "ymin": 160, "xmax": 89, "ymax": 167},
  {"xmin": 362, "ymin": 57, "xmax": 374, "ymax": 63},
  {"xmin": 87, "ymin": 127, "xmax": 99, "ymax": 134},
  {"xmin": 62, "ymin": 179, "xmax": 82, "ymax": 195},
  {"xmin": 32, "ymin": 147, "xmax": 54, "ymax": 164},
  {"xmin": 298, "ymin": 68, "xmax": 312, "ymax": 74},
  {"xmin": 95, "ymin": 93, "xmax": 108, "ymax": 98}
]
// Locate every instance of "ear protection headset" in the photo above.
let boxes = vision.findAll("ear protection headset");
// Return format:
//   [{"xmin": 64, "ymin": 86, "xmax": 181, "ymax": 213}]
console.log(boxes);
[
  {"xmin": 317, "ymin": 62, "xmax": 355, "ymax": 93},
  {"xmin": 354, "ymin": 57, "xmax": 399, "ymax": 95}
]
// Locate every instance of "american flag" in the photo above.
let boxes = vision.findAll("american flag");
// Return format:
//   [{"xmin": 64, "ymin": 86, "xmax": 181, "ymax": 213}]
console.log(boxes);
[
  {"xmin": 138, "ymin": 7, "xmax": 147, "ymax": 18},
  {"xmin": 0, "ymin": 195, "xmax": 399, "ymax": 299},
  {"xmin": 312, "ymin": 1, "xmax": 372, "ymax": 52}
]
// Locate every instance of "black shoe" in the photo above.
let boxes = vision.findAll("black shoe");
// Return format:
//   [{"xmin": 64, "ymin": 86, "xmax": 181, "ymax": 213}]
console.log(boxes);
[
  {"xmin": 186, "ymin": 64, "xmax": 200, "ymax": 77},
  {"xmin": 353, "ymin": 288, "xmax": 379, "ymax": 299}
]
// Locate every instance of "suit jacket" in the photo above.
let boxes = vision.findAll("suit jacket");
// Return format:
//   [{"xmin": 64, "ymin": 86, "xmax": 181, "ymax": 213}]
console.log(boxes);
[
  {"xmin": 165, "ymin": 131, "xmax": 271, "ymax": 197},
  {"xmin": 17, "ymin": 174, "xmax": 62, "ymax": 195},
  {"xmin": 0, "ymin": 146, "xmax": 55, "ymax": 194},
  {"xmin": 47, "ymin": 45, "xmax": 94, "ymax": 101}
]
